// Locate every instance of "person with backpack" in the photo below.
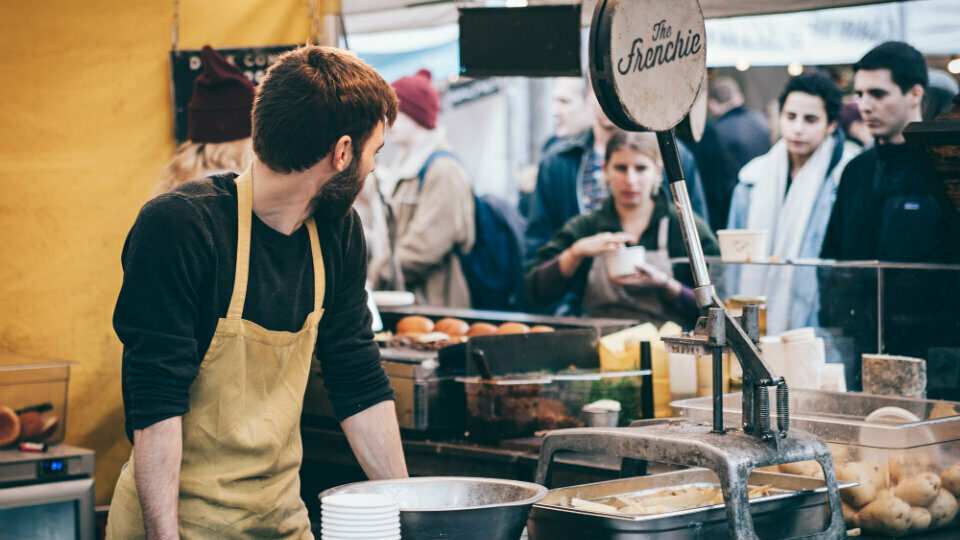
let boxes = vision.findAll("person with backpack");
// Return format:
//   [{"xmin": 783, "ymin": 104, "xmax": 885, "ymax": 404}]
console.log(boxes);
[
  {"xmin": 525, "ymin": 132, "xmax": 719, "ymax": 327},
  {"xmin": 375, "ymin": 69, "xmax": 475, "ymax": 307}
]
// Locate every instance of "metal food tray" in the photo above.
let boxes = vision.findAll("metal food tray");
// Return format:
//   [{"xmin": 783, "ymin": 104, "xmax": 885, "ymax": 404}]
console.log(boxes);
[{"xmin": 527, "ymin": 469, "xmax": 855, "ymax": 540}]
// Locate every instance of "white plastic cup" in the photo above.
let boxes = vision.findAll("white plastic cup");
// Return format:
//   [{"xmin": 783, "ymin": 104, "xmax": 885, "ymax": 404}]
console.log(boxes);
[
  {"xmin": 717, "ymin": 229, "xmax": 769, "ymax": 262},
  {"xmin": 605, "ymin": 246, "xmax": 646, "ymax": 277}
]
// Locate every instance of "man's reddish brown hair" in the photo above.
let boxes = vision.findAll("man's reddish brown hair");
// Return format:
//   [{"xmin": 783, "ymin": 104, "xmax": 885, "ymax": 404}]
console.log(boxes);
[{"xmin": 252, "ymin": 46, "xmax": 398, "ymax": 173}]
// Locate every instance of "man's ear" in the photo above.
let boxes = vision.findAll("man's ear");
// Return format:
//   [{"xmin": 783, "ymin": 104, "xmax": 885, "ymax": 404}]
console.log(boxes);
[
  {"xmin": 907, "ymin": 84, "xmax": 925, "ymax": 108},
  {"xmin": 332, "ymin": 135, "xmax": 353, "ymax": 172},
  {"xmin": 827, "ymin": 120, "xmax": 839, "ymax": 135}
]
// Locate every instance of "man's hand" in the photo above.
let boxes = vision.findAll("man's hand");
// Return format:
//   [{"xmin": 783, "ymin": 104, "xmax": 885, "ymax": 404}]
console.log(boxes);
[
  {"xmin": 610, "ymin": 263, "xmax": 682, "ymax": 300},
  {"xmin": 133, "ymin": 417, "xmax": 182, "ymax": 540},
  {"xmin": 341, "ymin": 400, "xmax": 408, "ymax": 480}
]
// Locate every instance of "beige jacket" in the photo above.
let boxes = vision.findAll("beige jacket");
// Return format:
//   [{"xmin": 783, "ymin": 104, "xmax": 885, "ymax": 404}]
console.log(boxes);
[{"xmin": 380, "ymin": 146, "xmax": 475, "ymax": 308}]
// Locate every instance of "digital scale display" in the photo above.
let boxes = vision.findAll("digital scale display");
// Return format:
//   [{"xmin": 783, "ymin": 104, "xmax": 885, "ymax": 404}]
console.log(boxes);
[{"xmin": 41, "ymin": 459, "xmax": 66, "ymax": 476}]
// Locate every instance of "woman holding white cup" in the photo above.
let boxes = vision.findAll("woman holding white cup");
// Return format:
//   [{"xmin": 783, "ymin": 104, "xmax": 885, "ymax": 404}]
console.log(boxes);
[{"xmin": 524, "ymin": 132, "xmax": 718, "ymax": 326}]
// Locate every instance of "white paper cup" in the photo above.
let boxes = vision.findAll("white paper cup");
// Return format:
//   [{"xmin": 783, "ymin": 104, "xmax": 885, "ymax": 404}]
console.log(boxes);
[
  {"xmin": 605, "ymin": 245, "xmax": 646, "ymax": 277},
  {"xmin": 717, "ymin": 229, "xmax": 769, "ymax": 262}
]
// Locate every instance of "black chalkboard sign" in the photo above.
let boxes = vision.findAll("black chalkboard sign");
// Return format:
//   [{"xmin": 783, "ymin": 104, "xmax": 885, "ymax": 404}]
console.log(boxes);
[
  {"xmin": 458, "ymin": 5, "xmax": 582, "ymax": 78},
  {"xmin": 170, "ymin": 45, "xmax": 298, "ymax": 143}
]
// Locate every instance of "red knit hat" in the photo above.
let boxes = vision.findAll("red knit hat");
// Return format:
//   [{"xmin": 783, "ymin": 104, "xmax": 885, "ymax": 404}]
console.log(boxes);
[
  {"xmin": 187, "ymin": 45, "xmax": 256, "ymax": 143},
  {"xmin": 391, "ymin": 69, "xmax": 440, "ymax": 129}
]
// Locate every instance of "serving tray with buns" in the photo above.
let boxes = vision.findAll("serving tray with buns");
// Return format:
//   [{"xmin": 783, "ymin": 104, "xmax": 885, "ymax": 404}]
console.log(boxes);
[{"xmin": 305, "ymin": 307, "xmax": 638, "ymax": 434}]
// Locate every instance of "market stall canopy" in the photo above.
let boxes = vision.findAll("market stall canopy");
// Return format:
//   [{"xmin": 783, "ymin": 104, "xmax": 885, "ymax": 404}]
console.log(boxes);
[{"xmin": 341, "ymin": 0, "xmax": 917, "ymax": 34}]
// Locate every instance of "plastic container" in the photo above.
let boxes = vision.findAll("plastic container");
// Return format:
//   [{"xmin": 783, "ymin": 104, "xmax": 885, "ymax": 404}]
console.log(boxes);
[
  {"xmin": 0, "ymin": 360, "xmax": 74, "ymax": 446},
  {"xmin": 672, "ymin": 389, "xmax": 960, "ymax": 537},
  {"xmin": 461, "ymin": 375, "xmax": 551, "ymax": 441},
  {"xmin": 717, "ymin": 229, "xmax": 769, "ymax": 262},
  {"xmin": 543, "ymin": 371, "xmax": 645, "ymax": 428}
]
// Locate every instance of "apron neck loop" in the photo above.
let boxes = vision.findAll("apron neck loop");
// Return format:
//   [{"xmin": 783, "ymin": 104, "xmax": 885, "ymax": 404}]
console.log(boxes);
[
  {"xmin": 228, "ymin": 169, "xmax": 326, "ymax": 319},
  {"xmin": 657, "ymin": 216, "xmax": 670, "ymax": 252}
]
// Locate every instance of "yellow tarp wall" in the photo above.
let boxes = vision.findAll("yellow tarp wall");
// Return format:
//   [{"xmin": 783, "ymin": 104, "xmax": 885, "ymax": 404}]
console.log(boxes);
[{"xmin": 0, "ymin": 1, "xmax": 312, "ymax": 505}]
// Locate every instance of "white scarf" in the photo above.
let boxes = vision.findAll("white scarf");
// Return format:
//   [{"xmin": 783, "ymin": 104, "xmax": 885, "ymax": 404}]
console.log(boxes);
[{"xmin": 738, "ymin": 136, "xmax": 837, "ymax": 333}]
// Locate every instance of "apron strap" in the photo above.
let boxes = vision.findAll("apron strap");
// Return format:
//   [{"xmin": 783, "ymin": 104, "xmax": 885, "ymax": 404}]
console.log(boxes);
[
  {"xmin": 305, "ymin": 218, "xmax": 325, "ymax": 313},
  {"xmin": 228, "ymin": 169, "xmax": 326, "ymax": 319},
  {"xmin": 227, "ymin": 169, "xmax": 255, "ymax": 320},
  {"xmin": 657, "ymin": 216, "xmax": 670, "ymax": 252}
]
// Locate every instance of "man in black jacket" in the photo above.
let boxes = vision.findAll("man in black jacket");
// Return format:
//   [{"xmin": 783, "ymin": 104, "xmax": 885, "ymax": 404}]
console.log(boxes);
[
  {"xmin": 819, "ymin": 42, "xmax": 959, "ymax": 393},
  {"xmin": 821, "ymin": 41, "xmax": 954, "ymax": 263}
]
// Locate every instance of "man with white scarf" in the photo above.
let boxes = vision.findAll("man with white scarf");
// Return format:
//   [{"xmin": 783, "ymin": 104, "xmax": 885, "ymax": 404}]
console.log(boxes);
[{"xmin": 726, "ymin": 72, "xmax": 859, "ymax": 334}]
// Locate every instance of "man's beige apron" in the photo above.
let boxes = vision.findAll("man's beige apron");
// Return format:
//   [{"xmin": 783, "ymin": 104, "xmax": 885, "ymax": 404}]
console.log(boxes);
[
  {"xmin": 107, "ymin": 168, "xmax": 323, "ymax": 540},
  {"xmin": 583, "ymin": 216, "xmax": 676, "ymax": 325}
]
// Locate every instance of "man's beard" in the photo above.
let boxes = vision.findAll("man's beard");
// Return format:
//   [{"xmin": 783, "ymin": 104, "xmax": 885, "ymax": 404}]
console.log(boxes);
[{"xmin": 309, "ymin": 156, "xmax": 364, "ymax": 222}]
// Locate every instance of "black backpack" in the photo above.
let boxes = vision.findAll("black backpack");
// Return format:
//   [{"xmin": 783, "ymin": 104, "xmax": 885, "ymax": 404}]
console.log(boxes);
[{"xmin": 417, "ymin": 151, "xmax": 528, "ymax": 311}]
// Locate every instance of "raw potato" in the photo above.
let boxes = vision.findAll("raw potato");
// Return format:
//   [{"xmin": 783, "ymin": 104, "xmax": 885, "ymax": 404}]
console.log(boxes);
[
  {"xmin": 890, "ymin": 453, "xmax": 937, "ymax": 485},
  {"xmin": 841, "ymin": 501, "xmax": 859, "ymax": 528},
  {"xmin": 875, "ymin": 488, "xmax": 894, "ymax": 500},
  {"xmin": 837, "ymin": 462, "xmax": 879, "ymax": 508},
  {"xmin": 894, "ymin": 472, "xmax": 941, "ymax": 506},
  {"xmin": 858, "ymin": 495, "xmax": 912, "ymax": 535},
  {"xmin": 941, "ymin": 462, "xmax": 960, "ymax": 497},
  {"xmin": 780, "ymin": 460, "xmax": 822, "ymax": 478},
  {"xmin": 909, "ymin": 506, "xmax": 931, "ymax": 531},
  {"xmin": 926, "ymin": 489, "xmax": 958, "ymax": 527}
]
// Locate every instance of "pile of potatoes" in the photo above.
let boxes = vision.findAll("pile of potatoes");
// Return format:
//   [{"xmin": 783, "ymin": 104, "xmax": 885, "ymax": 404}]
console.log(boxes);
[{"xmin": 836, "ymin": 458, "xmax": 960, "ymax": 535}]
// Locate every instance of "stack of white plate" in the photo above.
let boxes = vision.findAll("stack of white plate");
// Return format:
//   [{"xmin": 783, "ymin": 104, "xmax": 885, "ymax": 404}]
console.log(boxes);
[{"xmin": 320, "ymin": 493, "xmax": 401, "ymax": 540}]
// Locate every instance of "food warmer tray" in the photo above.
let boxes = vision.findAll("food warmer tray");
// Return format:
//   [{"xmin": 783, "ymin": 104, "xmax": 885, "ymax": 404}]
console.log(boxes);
[{"xmin": 528, "ymin": 468, "xmax": 855, "ymax": 540}]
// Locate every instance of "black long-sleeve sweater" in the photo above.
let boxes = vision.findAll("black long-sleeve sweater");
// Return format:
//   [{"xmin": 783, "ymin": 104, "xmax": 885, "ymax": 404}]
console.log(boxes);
[{"xmin": 114, "ymin": 174, "xmax": 393, "ymax": 442}]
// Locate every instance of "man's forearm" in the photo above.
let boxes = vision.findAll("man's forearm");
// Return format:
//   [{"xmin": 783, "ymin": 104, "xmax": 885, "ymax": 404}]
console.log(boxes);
[
  {"xmin": 340, "ymin": 400, "xmax": 408, "ymax": 480},
  {"xmin": 133, "ymin": 417, "xmax": 182, "ymax": 540}
]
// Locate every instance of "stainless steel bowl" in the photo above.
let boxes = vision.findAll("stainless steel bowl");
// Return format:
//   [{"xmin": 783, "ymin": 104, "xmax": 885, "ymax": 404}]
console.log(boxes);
[{"xmin": 319, "ymin": 476, "xmax": 547, "ymax": 540}]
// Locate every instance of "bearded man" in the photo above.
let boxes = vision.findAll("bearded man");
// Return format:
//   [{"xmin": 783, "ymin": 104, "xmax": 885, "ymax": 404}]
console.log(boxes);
[{"xmin": 107, "ymin": 46, "xmax": 408, "ymax": 540}]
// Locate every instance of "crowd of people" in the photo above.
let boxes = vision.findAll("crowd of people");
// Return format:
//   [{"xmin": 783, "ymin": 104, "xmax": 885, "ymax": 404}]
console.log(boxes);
[{"xmin": 157, "ymin": 41, "xmax": 957, "ymax": 332}]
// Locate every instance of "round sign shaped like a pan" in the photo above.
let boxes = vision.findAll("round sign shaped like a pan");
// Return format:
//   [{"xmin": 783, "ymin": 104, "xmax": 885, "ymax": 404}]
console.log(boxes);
[{"xmin": 589, "ymin": 0, "xmax": 706, "ymax": 132}]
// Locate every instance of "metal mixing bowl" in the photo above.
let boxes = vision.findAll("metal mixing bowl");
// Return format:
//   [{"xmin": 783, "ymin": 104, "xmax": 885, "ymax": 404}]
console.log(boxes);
[{"xmin": 319, "ymin": 476, "xmax": 547, "ymax": 540}]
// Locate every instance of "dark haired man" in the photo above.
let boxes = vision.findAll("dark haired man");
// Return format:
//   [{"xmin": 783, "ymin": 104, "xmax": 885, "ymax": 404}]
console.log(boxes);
[
  {"xmin": 819, "ymin": 42, "xmax": 958, "ymax": 392},
  {"xmin": 821, "ymin": 41, "xmax": 954, "ymax": 262},
  {"xmin": 107, "ymin": 46, "xmax": 407, "ymax": 540},
  {"xmin": 726, "ymin": 72, "xmax": 858, "ymax": 334}
]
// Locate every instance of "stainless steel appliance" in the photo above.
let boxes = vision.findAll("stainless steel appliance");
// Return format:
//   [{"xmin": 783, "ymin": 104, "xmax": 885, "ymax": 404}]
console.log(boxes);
[
  {"xmin": 528, "ymin": 468, "xmax": 854, "ymax": 539},
  {"xmin": 304, "ymin": 307, "xmax": 637, "ymax": 432},
  {"xmin": 0, "ymin": 444, "xmax": 95, "ymax": 540}
]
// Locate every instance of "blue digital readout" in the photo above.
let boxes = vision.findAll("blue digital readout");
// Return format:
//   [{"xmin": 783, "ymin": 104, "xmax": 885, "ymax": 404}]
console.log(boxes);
[{"xmin": 42, "ymin": 459, "xmax": 66, "ymax": 475}]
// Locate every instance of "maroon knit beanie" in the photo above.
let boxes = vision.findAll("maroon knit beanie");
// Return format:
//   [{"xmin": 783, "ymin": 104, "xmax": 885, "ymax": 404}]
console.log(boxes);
[
  {"xmin": 839, "ymin": 102, "xmax": 862, "ymax": 132},
  {"xmin": 187, "ymin": 45, "xmax": 256, "ymax": 143},
  {"xmin": 391, "ymin": 69, "xmax": 440, "ymax": 129}
]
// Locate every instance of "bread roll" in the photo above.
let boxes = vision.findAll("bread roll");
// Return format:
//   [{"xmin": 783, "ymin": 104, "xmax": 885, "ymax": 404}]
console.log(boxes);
[
  {"xmin": 434, "ymin": 318, "xmax": 469, "ymax": 337},
  {"xmin": 467, "ymin": 322, "xmax": 498, "ymax": 336},
  {"xmin": 396, "ymin": 315, "xmax": 434, "ymax": 336},
  {"xmin": 496, "ymin": 322, "xmax": 530, "ymax": 335},
  {"xmin": 530, "ymin": 325, "xmax": 555, "ymax": 333},
  {"xmin": 18, "ymin": 411, "xmax": 46, "ymax": 441},
  {"xmin": 0, "ymin": 406, "xmax": 20, "ymax": 446}
]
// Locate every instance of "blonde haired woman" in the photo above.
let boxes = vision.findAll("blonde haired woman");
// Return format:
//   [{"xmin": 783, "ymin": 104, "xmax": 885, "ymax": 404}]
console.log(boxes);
[
  {"xmin": 154, "ymin": 45, "xmax": 255, "ymax": 196},
  {"xmin": 525, "ymin": 132, "xmax": 718, "ymax": 326}
]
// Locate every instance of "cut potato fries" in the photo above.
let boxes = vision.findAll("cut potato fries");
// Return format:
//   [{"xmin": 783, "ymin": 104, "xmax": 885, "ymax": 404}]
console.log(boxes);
[{"xmin": 566, "ymin": 484, "xmax": 777, "ymax": 516}]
